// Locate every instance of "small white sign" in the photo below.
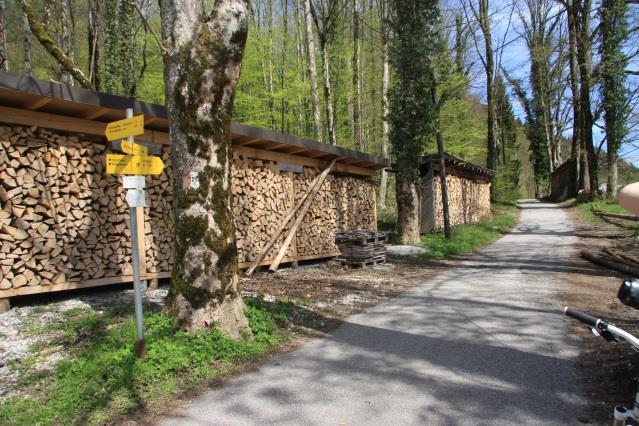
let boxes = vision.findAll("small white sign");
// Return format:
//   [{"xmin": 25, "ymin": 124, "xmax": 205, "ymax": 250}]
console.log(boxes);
[
  {"xmin": 190, "ymin": 171, "xmax": 200, "ymax": 189},
  {"xmin": 125, "ymin": 189, "xmax": 146, "ymax": 207},
  {"xmin": 123, "ymin": 175, "xmax": 146, "ymax": 190}
]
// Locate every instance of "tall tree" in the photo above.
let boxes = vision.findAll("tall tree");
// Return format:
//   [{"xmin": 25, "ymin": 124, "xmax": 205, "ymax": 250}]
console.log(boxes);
[
  {"xmin": 22, "ymin": 1, "xmax": 32, "ymax": 76},
  {"xmin": 59, "ymin": 0, "xmax": 73, "ymax": 85},
  {"xmin": 159, "ymin": 0, "xmax": 251, "ymax": 337},
  {"xmin": 303, "ymin": 0, "xmax": 323, "ymax": 141},
  {"xmin": 600, "ymin": 0, "xmax": 630, "ymax": 197},
  {"xmin": 309, "ymin": 0, "xmax": 344, "ymax": 145},
  {"xmin": 22, "ymin": 0, "xmax": 93, "ymax": 89},
  {"xmin": 87, "ymin": 0, "xmax": 101, "ymax": 90},
  {"xmin": 378, "ymin": 0, "xmax": 390, "ymax": 209},
  {"xmin": 352, "ymin": 0, "xmax": 363, "ymax": 149},
  {"xmin": 0, "ymin": 0, "xmax": 7, "ymax": 72},
  {"xmin": 465, "ymin": 0, "xmax": 497, "ymax": 181},
  {"xmin": 575, "ymin": 0, "xmax": 596, "ymax": 193},
  {"xmin": 388, "ymin": 0, "xmax": 438, "ymax": 244}
]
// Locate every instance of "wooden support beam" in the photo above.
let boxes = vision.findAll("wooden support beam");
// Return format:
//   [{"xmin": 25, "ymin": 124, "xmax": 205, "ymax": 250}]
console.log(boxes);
[
  {"xmin": 82, "ymin": 106, "xmax": 111, "ymax": 120},
  {"xmin": 235, "ymin": 138, "xmax": 262, "ymax": 146},
  {"xmin": 238, "ymin": 252, "xmax": 340, "ymax": 269},
  {"xmin": 269, "ymin": 160, "xmax": 337, "ymax": 272},
  {"xmin": 283, "ymin": 147, "xmax": 309, "ymax": 155},
  {"xmin": 22, "ymin": 96, "xmax": 52, "ymax": 110},
  {"xmin": 0, "ymin": 105, "xmax": 170, "ymax": 145},
  {"xmin": 0, "ymin": 272, "xmax": 171, "ymax": 298},
  {"xmin": 0, "ymin": 298, "xmax": 9, "ymax": 313},
  {"xmin": 260, "ymin": 142, "xmax": 288, "ymax": 150},
  {"xmin": 244, "ymin": 160, "xmax": 336, "ymax": 276},
  {"xmin": 233, "ymin": 145, "xmax": 375, "ymax": 177}
]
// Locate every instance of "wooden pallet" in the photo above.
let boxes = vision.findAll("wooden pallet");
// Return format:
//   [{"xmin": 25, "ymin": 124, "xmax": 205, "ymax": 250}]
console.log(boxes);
[
  {"xmin": 335, "ymin": 230, "xmax": 387, "ymax": 246},
  {"xmin": 335, "ymin": 256, "xmax": 386, "ymax": 268}
]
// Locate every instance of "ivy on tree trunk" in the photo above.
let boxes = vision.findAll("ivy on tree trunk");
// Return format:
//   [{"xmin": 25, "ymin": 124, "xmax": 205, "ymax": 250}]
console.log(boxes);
[{"xmin": 160, "ymin": 0, "xmax": 251, "ymax": 338}]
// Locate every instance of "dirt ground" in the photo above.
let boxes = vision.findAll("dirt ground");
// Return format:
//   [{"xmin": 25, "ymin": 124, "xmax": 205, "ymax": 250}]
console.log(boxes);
[
  {"xmin": 241, "ymin": 255, "xmax": 450, "ymax": 333},
  {"xmin": 562, "ymin": 206, "xmax": 639, "ymax": 423}
]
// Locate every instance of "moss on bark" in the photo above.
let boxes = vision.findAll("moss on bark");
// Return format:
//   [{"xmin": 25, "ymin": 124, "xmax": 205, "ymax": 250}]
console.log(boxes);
[{"xmin": 161, "ymin": 0, "xmax": 250, "ymax": 335}]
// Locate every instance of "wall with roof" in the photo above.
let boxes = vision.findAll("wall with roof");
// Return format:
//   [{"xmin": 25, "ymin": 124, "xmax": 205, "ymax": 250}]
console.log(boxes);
[
  {"xmin": 421, "ymin": 174, "xmax": 491, "ymax": 233},
  {"xmin": 0, "ymin": 125, "xmax": 376, "ymax": 295}
]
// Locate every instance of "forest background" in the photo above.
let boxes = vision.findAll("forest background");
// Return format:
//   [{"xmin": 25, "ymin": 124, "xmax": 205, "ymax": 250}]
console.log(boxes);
[{"xmin": 1, "ymin": 0, "xmax": 639, "ymax": 209}]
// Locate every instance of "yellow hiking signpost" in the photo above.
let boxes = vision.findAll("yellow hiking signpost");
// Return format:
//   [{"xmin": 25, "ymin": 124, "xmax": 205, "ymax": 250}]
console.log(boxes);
[
  {"xmin": 121, "ymin": 140, "xmax": 149, "ymax": 156},
  {"xmin": 106, "ymin": 154, "xmax": 164, "ymax": 175},
  {"xmin": 103, "ymin": 110, "xmax": 167, "ymax": 358},
  {"xmin": 105, "ymin": 115, "xmax": 145, "ymax": 141}
]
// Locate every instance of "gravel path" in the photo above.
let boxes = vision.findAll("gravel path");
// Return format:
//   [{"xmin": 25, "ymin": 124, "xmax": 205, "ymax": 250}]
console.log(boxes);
[{"xmin": 160, "ymin": 200, "xmax": 588, "ymax": 425}]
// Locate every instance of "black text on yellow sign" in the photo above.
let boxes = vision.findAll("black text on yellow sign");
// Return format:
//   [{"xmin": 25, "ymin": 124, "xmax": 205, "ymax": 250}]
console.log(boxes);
[
  {"xmin": 106, "ymin": 154, "xmax": 164, "ymax": 175},
  {"xmin": 105, "ymin": 115, "xmax": 145, "ymax": 141}
]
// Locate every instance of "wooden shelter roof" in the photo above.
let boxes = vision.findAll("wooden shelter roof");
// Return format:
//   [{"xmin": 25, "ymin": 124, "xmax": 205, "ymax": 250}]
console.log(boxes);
[
  {"xmin": 0, "ymin": 72, "xmax": 388, "ymax": 173},
  {"xmin": 420, "ymin": 153, "xmax": 496, "ymax": 182}
]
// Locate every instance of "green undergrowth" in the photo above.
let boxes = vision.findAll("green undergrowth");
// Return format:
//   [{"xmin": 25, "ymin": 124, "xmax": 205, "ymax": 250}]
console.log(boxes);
[
  {"xmin": 575, "ymin": 198, "xmax": 639, "ymax": 235},
  {"xmin": 419, "ymin": 201, "xmax": 517, "ymax": 260},
  {"xmin": 0, "ymin": 298, "xmax": 293, "ymax": 425},
  {"xmin": 576, "ymin": 198, "xmax": 631, "ymax": 222}
]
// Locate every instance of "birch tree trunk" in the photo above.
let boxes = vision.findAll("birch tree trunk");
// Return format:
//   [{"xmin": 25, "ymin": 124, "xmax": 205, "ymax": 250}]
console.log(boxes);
[
  {"xmin": 160, "ymin": 0, "xmax": 251, "ymax": 337},
  {"xmin": 352, "ymin": 0, "xmax": 363, "ymax": 150},
  {"xmin": 303, "ymin": 0, "xmax": 323, "ymax": 142},
  {"xmin": 59, "ymin": 0, "xmax": 73, "ymax": 85},
  {"xmin": 87, "ymin": 0, "xmax": 101, "ymax": 90},
  {"xmin": 320, "ymin": 37, "xmax": 337, "ymax": 145},
  {"xmin": 22, "ymin": 5, "xmax": 32, "ymax": 76},
  {"xmin": 0, "ymin": 0, "xmax": 7, "ymax": 72},
  {"xmin": 379, "ymin": 6, "xmax": 390, "ymax": 209}
]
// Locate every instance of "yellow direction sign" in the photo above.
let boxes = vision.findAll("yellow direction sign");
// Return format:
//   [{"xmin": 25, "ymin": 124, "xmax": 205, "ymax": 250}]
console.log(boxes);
[
  {"xmin": 121, "ymin": 141, "xmax": 149, "ymax": 156},
  {"xmin": 106, "ymin": 154, "xmax": 164, "ymax": 175},
  {"xmin": 105, "ymin": 115, "xmax": 144, "ymax": 141}
]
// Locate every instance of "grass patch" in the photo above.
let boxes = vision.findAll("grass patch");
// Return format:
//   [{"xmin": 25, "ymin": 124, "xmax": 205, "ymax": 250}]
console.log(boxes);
[
  {"xmin": 576, "ymin": 198, "xmax": 632, "ymax": 222},
  {"xmin": 419, "ymin": 201, "xmax": 517, "ymax": 260},
  {"xmin": 0, "ymin": 298, "xmax": 292, "ymax": 425},
  {"xmin": 574, "ymin": 198, "xmax": 639, "ymax": 235}
]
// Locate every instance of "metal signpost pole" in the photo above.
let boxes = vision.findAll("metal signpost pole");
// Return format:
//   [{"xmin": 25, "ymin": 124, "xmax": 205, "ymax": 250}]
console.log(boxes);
[{"xmin": 124, "ymin": 107, "xmax": 146, "ymax": 357}]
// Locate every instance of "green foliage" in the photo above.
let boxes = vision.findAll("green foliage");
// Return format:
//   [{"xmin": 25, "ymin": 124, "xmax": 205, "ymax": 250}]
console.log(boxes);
[
  {"xmin": 600, "ymin": 0, "xmax": 630, "ymax": 155},
  {"xmin": 419, "ymin": 202, "xmax": 516, "ymax": 260},
  {"xmin": 0, "ymin": 301, "xmax": 289, "ymax": 425},
  {"xmin": 387, "ymin": 0, "xmax": 440, "ymax": 182},
  {"xmin": 576, "ymin": 198, "xmax": 631, "ymax": 222},
  {"xmin": 439, "ymin": 96, "xmax": 487, "ymax": 165}
]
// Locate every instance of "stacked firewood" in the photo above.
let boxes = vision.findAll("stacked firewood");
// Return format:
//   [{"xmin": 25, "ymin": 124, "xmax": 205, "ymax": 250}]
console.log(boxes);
[
  {"xmin": 433, "ymin": 175, "xmax": 491, "ymax": 230},
  {"xmin": 0, "ymin": 125, "xmax": 377, "ymax": 291},
  {"xmin": 0, "ymin": 126, "xmax": 173, "ymax": 289},
  {"xmin": 335, "ymin": 230, "xmax": 387, "ymax": 267},
  {"xmin": 231, "ymin": 158, "xmax": 296, "ymax": 263},
  {"xmin": 232, "ymin": 158, "xmax": 377, "ymax": 263}
]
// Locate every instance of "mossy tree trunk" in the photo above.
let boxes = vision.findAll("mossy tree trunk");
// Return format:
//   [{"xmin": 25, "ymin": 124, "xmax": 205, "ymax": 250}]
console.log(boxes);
[{"xmin": 160, "ymin": 0, "xmax": 251, "ymax": 338}]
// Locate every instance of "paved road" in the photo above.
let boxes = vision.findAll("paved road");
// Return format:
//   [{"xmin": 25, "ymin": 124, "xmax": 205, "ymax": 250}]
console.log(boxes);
[{"xmin": 161, "ymin": 200, "xmax": 587, "ymax": 425}]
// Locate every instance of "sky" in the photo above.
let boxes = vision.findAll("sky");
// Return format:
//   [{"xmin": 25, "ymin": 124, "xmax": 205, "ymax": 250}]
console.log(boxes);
[{"xmin": 449, "ymin": 0, "xmax": 639, "ymax": 166}]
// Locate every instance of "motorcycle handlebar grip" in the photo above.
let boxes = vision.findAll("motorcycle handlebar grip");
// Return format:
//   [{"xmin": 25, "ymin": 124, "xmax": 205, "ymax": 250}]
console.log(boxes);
[{"xmin": 564, "ymin": 307, "xmax": 600, "ymax": 328}]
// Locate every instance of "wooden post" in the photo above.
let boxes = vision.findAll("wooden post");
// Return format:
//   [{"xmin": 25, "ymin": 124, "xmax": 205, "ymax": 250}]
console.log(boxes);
[
  {"xmin": 287, "ymin": 171, "xmax": 299, "ymax": 269},
  {"xmin": 149, "ymin": 278, "xmax": 159, "ymax": 289},
  {"xmin": 136, "ymin": 206, "xmax": 147, "ymax": 288},
  {"xmin": 0, "ymin": 298, "xmax": 9, "ymax": 314}
]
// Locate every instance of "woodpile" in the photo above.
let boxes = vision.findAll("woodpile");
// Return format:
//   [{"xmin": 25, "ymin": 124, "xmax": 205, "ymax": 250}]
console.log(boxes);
[
  {"xmin": 232, "ymin": 156, "xmax": 377, "ymax": 265},
  {"xmin": 335, "ymin": 230, "xmax": 387, "ymax": 267},
  {"xmin": 0, "ymin": 126, "xmax": 173, "ymax": 290},
  {"xmin": 433, "ymin": 175, "xmax": 491, "ymax": 230},
  {"xmin": 0, "ymin": 125, "xmax": 377, "ymax": 293}
]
